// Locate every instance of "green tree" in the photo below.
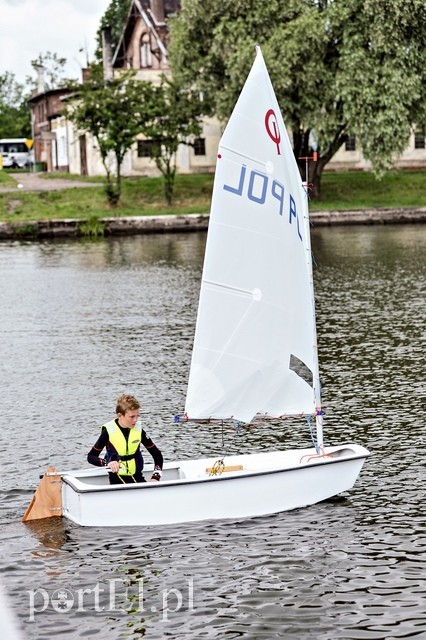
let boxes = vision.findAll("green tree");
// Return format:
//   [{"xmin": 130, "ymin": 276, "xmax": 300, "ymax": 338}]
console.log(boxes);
[
  {"xmin": 95, "ymin": 0, "xmax": 132, "ymax": 61},
  {"xmin": 0, "ymin": 72, "xmax": 31, "ymax": 138},
  {"xmin": 169, "ymin": 0, "xmax": 426, "ymax": 198},
  {"xmin": 141, "ymin": 77, "xmax": 204, "ymax": 205},
  {"xmin": 66, "ymin": 65, "xmax": 157, "ymax": 206}
]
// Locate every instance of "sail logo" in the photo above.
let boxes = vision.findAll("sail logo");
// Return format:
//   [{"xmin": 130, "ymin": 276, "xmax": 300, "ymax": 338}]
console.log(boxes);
[
  {"xmin": 223, "ymin": 164, "xmax": 303, "ymax": 241},
  {"xmin": 265, "ymin": 109, "xmax": 281, "ymax": 155}
]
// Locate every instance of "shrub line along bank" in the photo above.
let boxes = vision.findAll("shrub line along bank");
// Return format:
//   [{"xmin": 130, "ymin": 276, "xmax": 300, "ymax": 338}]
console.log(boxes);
[{"xmin": 0, "ymin": 208, "xmax": 425, "ymax": 240}]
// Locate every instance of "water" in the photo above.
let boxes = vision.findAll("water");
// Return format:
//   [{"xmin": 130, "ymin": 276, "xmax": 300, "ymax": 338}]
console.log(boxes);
[{"xmin": 0, "ymin": 226, "xmax": 425, "ymax": 639}]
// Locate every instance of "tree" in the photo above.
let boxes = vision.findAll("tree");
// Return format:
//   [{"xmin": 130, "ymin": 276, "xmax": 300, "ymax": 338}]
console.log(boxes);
[
  {"xmin": 95, "ymin": 0, "xmax": 132, "ymax": 61},
  {"xmin": 0, "ymin": 72, "xmax": 31, "ymax": 138},
  {"xmin": 140, "ymin": 77, "xmax": 204, "ymax": 205},
  {"xmin": 169, "ymin": 0, "xmax": 426, "ymax": 198},
  {"xmin": 28, "ymin": 51, "xmax": 70, "ymax": 91},
  {"xmin": 66, "ymin": 64, "xmax": 157, "ymax": 206}
]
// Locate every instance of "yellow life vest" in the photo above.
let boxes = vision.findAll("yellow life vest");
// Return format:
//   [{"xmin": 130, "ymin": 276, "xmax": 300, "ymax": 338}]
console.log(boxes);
[{"xmin": 104, "ymin": 419, "xmax": 142, "ymax": 476}]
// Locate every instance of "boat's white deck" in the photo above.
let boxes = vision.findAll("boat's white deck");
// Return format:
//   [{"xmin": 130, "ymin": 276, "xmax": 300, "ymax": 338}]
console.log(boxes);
[{"xmin": 62, "ymin": 446, "xmax": 366, "ymax": 489}]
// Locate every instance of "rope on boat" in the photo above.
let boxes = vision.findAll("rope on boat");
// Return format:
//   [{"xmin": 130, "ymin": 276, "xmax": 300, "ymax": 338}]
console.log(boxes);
[
  {"xmin": 303, "ymin": 412, "xmax": 335, "ymax": 462},
  {"xmin": 235, "ymin": 421, "xmax": 245, "ymax": 436},
  {"xmin": 115, "ymin": 464, "xmax": 137, "ymax": 483},
  {"xmin": 306, "ymin": 415, "xmax": 320, "ymax": 454},
  {"xmin": 208, "ymin": 459, "xmax": 225, "ymax": 476}
]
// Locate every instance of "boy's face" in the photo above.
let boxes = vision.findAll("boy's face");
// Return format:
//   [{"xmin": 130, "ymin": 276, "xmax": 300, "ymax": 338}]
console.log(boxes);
[{"xmin": 117, "ymin": 409, "xmax": 140, "ymax": 429}]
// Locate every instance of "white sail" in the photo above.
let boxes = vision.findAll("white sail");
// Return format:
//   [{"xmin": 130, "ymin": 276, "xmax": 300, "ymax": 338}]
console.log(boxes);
[{"xmin": 185, "ymin": 48, "xmax": 320, "ymax": 424}]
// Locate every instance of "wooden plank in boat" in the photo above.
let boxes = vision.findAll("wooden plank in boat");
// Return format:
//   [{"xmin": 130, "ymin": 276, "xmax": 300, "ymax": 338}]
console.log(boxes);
[{"xmin": 205, "ymin": 464, "xmax": 244, "ymax": 474}]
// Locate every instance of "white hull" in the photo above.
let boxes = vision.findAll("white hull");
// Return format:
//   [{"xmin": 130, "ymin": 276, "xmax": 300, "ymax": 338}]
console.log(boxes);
[{"xmin": 61, "ymin": 445, "xmax": 369, "ymax": 527}]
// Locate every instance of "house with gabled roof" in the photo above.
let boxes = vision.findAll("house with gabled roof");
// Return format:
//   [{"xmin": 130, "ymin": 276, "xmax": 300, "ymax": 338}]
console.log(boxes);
[
  {"xmin": 28, "ymin": 81, "xmax": 72, "ymax": 173},
  {"xmin": 67, "ymin": 0, "xmax": 221, "ymax": 178},
  {"xmin": 113, "ymin": 0, "xmax": 179, "ymax": 75}
]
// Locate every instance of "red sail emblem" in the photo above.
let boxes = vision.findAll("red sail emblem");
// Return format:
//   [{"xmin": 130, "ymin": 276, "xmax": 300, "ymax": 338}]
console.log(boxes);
[{"xmin": 265, "ymin": 109, "xmax": 281, "ymax": 155}]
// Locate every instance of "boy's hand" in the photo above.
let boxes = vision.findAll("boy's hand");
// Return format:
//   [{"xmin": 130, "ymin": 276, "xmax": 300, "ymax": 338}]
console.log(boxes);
[{"xmin": 108, "ymin": 461, "xmax": 120, "ymax": 473}]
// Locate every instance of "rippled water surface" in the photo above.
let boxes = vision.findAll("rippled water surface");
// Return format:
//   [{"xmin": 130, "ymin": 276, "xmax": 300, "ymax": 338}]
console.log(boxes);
[{"xmin": 0, "ymin": 226, "xmax": 425, "ymax": 639}]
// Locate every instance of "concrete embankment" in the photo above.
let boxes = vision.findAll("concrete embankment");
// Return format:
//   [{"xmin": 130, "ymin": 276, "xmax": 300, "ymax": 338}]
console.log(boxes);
[{"xmin": 0, "ymin": 208, "xmax": 425, "ymax": 240}]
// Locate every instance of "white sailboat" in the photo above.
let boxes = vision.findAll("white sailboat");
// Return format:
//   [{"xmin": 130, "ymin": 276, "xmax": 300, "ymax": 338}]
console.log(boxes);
[{"xmin": 23, "ymin": 48, "xmax": 369, "ymax": 527}]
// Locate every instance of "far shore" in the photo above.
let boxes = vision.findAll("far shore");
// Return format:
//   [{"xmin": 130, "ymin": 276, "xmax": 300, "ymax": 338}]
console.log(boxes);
[{"xmin": 0, "ymin": 207, "xmax": 425, "ymax": 241}]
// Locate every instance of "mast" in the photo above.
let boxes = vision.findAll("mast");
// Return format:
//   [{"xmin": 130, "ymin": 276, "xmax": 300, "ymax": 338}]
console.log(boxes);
[{"xmin": 300, "ymin": 151, "xmax": 323, "ymax": 448}]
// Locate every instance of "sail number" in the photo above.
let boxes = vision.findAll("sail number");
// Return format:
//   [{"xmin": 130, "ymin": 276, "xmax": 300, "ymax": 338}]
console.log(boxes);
[{"xmin": 223, "ymin": 164, "xmax": 302, "ymax": 241}]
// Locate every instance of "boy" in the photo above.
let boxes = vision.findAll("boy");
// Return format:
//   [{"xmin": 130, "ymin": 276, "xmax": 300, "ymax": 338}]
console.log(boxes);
[{"xmin": 87, "ymin": 394, "xmax": 163, "ymax": 484}]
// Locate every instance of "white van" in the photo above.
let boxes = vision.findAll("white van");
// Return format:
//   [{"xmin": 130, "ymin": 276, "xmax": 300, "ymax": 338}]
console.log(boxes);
[{"xmin": 0, "ymin": 139, "xmax": 33, "ymax": 168}]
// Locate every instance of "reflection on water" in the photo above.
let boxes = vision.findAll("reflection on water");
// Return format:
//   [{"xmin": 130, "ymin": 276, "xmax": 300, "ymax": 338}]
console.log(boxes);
[{"xmin": 0, "ymin": 226, "xmax": 425, "ymax": 639}]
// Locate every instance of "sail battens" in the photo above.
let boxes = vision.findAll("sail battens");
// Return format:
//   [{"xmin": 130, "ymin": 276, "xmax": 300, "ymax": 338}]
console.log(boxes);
[
  {"xmin": 219, "ymin": 144, "xmax": 270, "ymax": 169},
  {"xmin": 203, "ymin": 279, "xmax": 262, "ymax": 300}
]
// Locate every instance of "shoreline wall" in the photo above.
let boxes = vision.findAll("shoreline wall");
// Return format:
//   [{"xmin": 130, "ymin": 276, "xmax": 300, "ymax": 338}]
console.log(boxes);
[{"xmin": 0, "ymin": 208, "xmax": 425, "ymax": 240}]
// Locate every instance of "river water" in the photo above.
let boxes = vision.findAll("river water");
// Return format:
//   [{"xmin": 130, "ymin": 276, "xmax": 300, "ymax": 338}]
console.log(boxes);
[{"xmin": 0, "ymin": 225, "xmax": 425, "ymax": 639}]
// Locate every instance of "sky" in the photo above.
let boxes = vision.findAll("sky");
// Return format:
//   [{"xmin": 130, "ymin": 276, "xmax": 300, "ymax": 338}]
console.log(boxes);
[{"xmin": 0, "ymin": 0, "xmax": 108, "ymax": 86}]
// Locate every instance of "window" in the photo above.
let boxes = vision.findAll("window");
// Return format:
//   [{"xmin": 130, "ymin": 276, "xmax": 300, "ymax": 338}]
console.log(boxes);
[
  {"xmin": 345, "ymin": 135, "xmax": 356, "ymax": 151},
  {"xmin": 140, "ymin": 33, "xmax": 152, "ymax": 68},
  {"xmin": 0, "ymin": 142, "xmax": 26, "ymax": 153},
  {"xmin": 414, "ymin": 132, "xmax": 425, "ymax": 149},
  {"xmin": 194, "ymin": 137, "xmax": 206, "ymax": 156},
  {"xmin": 38, "ymin": 103, "xmax": 46, "ymax": 122},
  {"xmin": 137, "ymin": 140, "xmax": 155, "ymax": 157}
]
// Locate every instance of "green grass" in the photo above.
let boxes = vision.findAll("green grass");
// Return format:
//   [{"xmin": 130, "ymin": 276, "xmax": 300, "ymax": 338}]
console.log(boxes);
[
  {"xmin": 309, "ymin": 170, "xmax": 426, "ymax": 211},
  {"xmin": 38, "ymin": 172, "xmax": 104, "ymax": 183},
  {"xmin": 0, "ymin": 171, "xmax": 17, "ymax": 187},
  {"xmin": 0, "ymin": 170, "xmax": 424, "ymax": 224},
  {"xmin": 0, "ymin": 174, "xmax": 215, "ymax": 223}
]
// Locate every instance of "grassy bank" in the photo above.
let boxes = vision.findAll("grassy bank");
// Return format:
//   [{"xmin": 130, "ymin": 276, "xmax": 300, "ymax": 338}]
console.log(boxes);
[
  {"xmin": 0, "ymin": 170, "xmax": 425, "ymax": 224},
  {"xmin": 0, "ymin": 171, "xmax": 17, "ymax": 187}
]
